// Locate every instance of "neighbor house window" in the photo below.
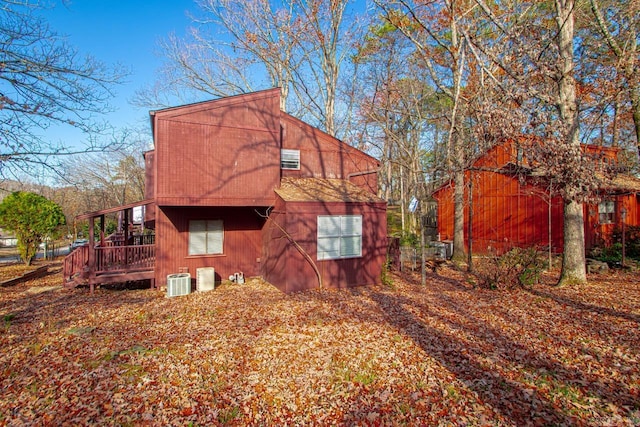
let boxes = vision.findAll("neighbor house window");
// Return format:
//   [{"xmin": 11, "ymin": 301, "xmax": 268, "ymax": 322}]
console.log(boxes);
[
  {"xmin": 281, "ymin": 149, "xmax": 300, "ymax": 170},
  {"xmin": 317, "ymin": 215, "xmax": 362, "ymax": 260},
  {"xmin": 188, "ymin": 220, "xmax": 223, "ymax": 255},
  {"xmin": 598, "ymin": 200, "xmax": 615, "ymax": 224}
]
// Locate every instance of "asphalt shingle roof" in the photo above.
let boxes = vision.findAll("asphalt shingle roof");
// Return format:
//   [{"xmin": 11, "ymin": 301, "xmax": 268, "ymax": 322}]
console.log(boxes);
[{"xmin": 275, "ymin": 178, "xmax": 385, "ymax": 203}]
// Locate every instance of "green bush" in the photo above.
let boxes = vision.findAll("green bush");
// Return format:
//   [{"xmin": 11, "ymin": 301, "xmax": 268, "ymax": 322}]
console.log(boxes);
[
  {"xmin": 612, "ymin": 226, "xmax": 640, "ymax": 259},
  {"xmin": 590, "ymin": 225, "xmax": 640, "ymax": 265},
  {"xmin": 592, "ymin": 242, "xmax": 622, "ymax": 264},
  {"xmin": 475, "ymin": 247, "xmax": 545, "ymax": 290},
  {"xmin": 0, "ymin": 192, "xmax": 65, "ymax": 265},
  {"xmin": 400, "ymin": 232, "xmax": 419, "ymax": 247}
]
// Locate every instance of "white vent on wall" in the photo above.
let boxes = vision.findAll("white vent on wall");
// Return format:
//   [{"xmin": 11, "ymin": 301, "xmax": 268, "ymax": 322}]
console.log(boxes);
[
  {"xmin": 167, "ymin": 273, "xmax": 191, "ymax": 297},
  {"xmin": 196, "ymin": 267, "xmax": 215, "ymax": 292},
  {"xmin": 281, "ymin": 149, "xmax": 300, "ymax": 170}
]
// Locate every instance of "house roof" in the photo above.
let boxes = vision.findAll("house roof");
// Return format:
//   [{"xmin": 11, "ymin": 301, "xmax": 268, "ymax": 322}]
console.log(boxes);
[
  {"xmin": 598, "ymin": 173, "xmax": 640, "ymax": 193},
  {"xmin": 276, "ymin": 178, "xmax": 385, "ymax": 203},
  {"xmin": 149, "ymin": 88, "xmax": 281, "ymax": 118},
  {"xmin": 505, "ymin": 166, "xmax": 640, "ymax": 194},
  {"xmin": 148, "ymin": 88, "xmax": 281, "ymax": 136}
]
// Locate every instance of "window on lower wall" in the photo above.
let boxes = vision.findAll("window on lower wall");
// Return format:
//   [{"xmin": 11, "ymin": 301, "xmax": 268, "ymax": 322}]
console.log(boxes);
[
  {"xmin": 317, "ymin": 215, "xmax": 362, "ymax": 260},
  {"xmin": 598, "ymin": 200, "xmax": 615, "ymax": 224},
  {"xmin": 188, "ymin": 220, "xmax": 223, "ymax": 255}
]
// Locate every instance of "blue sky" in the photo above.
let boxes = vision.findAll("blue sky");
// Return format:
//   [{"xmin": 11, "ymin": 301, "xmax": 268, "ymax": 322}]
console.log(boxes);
[
  {"xmin": 43, "ymin": 0, "xmax": 197, "ymax": 145},
  {"xmin": 41, "ymin": 0, "xmax": 372, "ymax": 150}
]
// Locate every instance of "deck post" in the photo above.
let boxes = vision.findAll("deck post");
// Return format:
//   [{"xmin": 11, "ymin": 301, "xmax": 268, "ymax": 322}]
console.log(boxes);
[
  {"xmin": 89, "ymin": 218, "xmax": 95, "ymax": 294},
  {"xmin": 99, "ymin": 214, "xmax": 105, "ymax": 246},
  {"xmin": 124, "ymin": 209, "xmax": 130, "ymax": 245},
  {"xmin": 88, "ymin": 217, "xmax": 96, "ymax": 293}
]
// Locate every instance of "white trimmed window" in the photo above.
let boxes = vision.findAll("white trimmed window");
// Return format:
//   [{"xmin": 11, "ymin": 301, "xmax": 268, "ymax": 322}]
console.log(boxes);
[
  {"xmin": 188, "ymin": 220, "xmax": 223, "ymax": 255},
  {"xmin": 598, "ymin": 201, "xmax": 615, "ymax": 224},
  {"xmin": 281, "ymin": 149, "xmax": 300, "ymax": 170},
  {"xmin": 317, "ymin": 215, "xmax": 362, "ymax": 260}
]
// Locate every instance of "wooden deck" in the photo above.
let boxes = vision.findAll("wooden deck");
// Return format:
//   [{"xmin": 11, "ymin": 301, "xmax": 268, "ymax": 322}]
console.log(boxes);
[{"xmin": 63, "ymin": 243, "xmax": 155, "ymax": 290}]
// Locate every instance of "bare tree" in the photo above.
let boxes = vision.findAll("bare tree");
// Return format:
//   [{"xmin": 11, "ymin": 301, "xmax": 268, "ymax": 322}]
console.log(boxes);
[
  {"xmin": 374, "ymin": 0, "xmax": 481, "ymax": 263},
  {"xmin": 352, "ymin": 22, "xmax": 445, "ymax": 238},
  {"xmin": 465, "ymin": 0, "xmax": 593, "ymax": 284},
  {"xmin": 0, "ymin": 1, "xmax": 128, "ymax": 181},
  {"xmin": 289, "ymin": 0, "xmax": 361, "ymax": 136},
  {"xmin": 554, "ymin": 0, "xmax": 587, "ymax": 284},
  {"xmin": 138, "ymin": 0, "xmax": 301, "ymax": 112},
  {"xmin": 136, "ymin": 0, "xmax": 362, "ymax": 138},
  {"xmin": 587, "ymin": 0, "xmax": 640, "ymax": 156}
]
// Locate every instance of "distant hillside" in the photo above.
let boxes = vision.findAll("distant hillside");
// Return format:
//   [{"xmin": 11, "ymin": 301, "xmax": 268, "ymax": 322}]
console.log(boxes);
[{"xmin": 0, "ymin": 180, "xmax": 51, "ymax": 202}]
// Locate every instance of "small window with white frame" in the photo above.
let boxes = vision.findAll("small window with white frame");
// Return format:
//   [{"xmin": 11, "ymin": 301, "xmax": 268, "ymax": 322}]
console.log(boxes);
[
  {"xmin": 281, "ymin": 149, "xmax": 300, "ymax": 170},
  {"xmin": 598, "ymin": 200, "xmax": 615, "ymax": 224},
  {"xmin": 317, "ymin": 215, "xmax": 362, "ymax": 260},
  {"xmin": 188, "ymin": 220, "xmax": 224, "ymax": 255}
]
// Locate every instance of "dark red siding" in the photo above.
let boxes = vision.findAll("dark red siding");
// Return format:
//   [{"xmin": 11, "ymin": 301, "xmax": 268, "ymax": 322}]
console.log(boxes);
[
  {"xmin": 434, "ymin": 172, "xmax": 565, "ymax": 254},
  {"xmin": 433, "ymin": 140, "xmax": 640, "ymax": 254},
  {"xmin": 260, "ymin": 198, "xmax": 289, "ymax": 289},
  {"xmin": 155, "ymin": 206, "xmax": 266, "ymax": 286},
  {"xmin": 147, "ymin": 89, "xmax": 387, "ymax": 291},
  {"xmin": 262, "ymin": 198, "xmax": 387, "ymax": 293},
  {"xmin": 280, "ymin": 114, "xmax": 379, "ymax": 194},
  {"xmin": 584, "ymin": 193, "xmax": 640, "ymax": 249},
  {"xmin": 153, "ymin": 89, "xmax": 281, "ymax": 206}
]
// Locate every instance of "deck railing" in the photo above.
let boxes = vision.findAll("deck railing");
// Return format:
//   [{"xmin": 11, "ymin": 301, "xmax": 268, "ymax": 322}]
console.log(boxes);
[
  {"xmin": 63, "ymin": 243, "xmax": 155, "ymax": 284},
  {"xmin": 131, "ymin": 234, "xmax": 155, "ymax": 245},
  {"xmin": 63, "ymin": 245, "xmax": 90, "ymax": 282},
  {"xmin": 95, "ymin": 244, "xmax": 155, "ymax": 274},
  {"xmin": 101, "ymin": 233, "xmax": 155, "ymax": 247}
]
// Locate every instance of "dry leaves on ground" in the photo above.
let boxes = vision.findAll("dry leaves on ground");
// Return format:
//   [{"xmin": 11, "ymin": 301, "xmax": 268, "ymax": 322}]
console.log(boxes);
[{"xmin": 0, "ymin": 264, "xmax": 638, "ymax": 426}]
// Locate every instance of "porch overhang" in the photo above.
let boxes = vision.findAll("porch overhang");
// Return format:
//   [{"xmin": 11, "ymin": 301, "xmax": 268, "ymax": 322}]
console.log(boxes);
[{"xmin": 76, "ymin": 199, "xmax": 155, "ymax": 220}]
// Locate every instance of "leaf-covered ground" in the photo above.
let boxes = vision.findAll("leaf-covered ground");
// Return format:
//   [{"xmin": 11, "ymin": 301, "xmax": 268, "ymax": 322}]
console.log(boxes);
[{"xmin": 0, "ymin": 264, "xmax": 638, "ymax": 426}]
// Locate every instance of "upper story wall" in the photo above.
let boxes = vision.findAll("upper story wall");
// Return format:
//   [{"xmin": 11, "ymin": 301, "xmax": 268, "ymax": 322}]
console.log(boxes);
[
  {"xmin": 148, "ymin": 88, "xmax": 381, "ymax": 206},
  {"xmin": 280, "ymin": 113, "xmax": 379, "ymax": 194},
  {"xmin": 151, "ymin": 89, "xmax": 281, "ymax": 207}
]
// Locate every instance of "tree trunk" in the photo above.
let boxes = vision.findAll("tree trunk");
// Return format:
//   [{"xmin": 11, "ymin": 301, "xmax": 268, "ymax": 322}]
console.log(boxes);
[
  {"xmin": 556, "ymin": 0, "xmax": 586, "ymax": 285},
  {"xmin": 452, "ymin": 168, "xmax": 466, "ymax": 262},
  {"xmin": 560, "ymin": 200, "xmax": 586, "ymax": 283},
  {"xmin": 631, "ymin": 84, "xmax": 640, "ymax": 159},
  {"xmin": 449, "ymin": 10, "xmax": 467, "ymax": 263}
]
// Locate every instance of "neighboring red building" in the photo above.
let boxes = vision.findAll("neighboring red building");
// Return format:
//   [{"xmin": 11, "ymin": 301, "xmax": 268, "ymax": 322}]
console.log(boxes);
[
  {"xmin": 432, "ymin": 139, "xmax": 640, "ymax": 255},
  {"xmin": 64, "ymin": 89, "xmax": 386, "ymax": 292}
]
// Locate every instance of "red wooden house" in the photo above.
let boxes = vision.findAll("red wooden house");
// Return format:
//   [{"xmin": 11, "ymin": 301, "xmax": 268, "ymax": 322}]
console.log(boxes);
[
  {"xmin": 432, "ymin": 139, "xmax": 640, "ymax": 255},
  {"xmin": 63, "ymin": 89, "xmax": 387, "ymax": 292}
]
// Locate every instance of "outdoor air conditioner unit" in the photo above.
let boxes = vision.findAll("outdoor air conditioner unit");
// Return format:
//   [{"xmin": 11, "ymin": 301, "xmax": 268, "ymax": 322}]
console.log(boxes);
[
  {"xmin": 196, "ymin": 267, "xmax": 215, "ymax": 292},
  {"xmin": 166, "ymin": 273, "xmax": 191, "ymax": 297}
]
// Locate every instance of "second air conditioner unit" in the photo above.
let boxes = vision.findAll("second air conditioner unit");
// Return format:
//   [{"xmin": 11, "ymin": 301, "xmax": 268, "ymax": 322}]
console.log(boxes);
[{"xmin": 196, "ymin": 267, "xmax": 215, "ymax": 292}]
